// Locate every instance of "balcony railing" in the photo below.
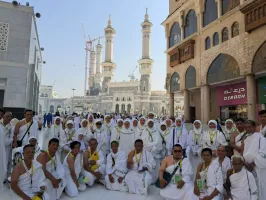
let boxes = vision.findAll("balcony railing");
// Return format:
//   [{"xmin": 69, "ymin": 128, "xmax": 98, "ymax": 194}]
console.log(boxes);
[{"xmin": 241, "ymin": 0, "xmax": 266, "ymax": 32}]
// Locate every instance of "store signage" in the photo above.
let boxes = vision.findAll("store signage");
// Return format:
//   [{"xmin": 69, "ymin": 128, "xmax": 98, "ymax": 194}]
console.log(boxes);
[
  {"xmin": 217, "ymin": 82, "xmax": 247, "ymax": 106},
  {"xmin": 258, "ymin": 77, "xmax": 266, "ymax": 104}
]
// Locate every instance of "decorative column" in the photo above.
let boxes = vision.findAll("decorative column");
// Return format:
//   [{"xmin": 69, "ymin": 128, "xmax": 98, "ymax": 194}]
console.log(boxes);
[
  {"xmin": 184, "ymin": 89, "xmax": 190, "ymax": 122},
  {"xmin": 180, "ymin": 11, "xmax": 185, "ymax": 40},
  {"xmin": 246, "ymin": 74, "xmax": 256, "ymax": 121},
  {"xmin": 216, "ymin": 0, "xmax": 222, "ymax": 18},
  {"xmin": 170, "ymin": 93, "xmax": 175, "ymax": 117},
  {"xmin": 201, "ymin": 85, "xmax": 210, "ymax": 124}
]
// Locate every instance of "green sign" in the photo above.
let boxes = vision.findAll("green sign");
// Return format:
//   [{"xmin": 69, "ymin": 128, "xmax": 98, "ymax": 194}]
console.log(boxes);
[{"xmin": 258, "ymin": 77, "xmax": 266, "ymax": 104}]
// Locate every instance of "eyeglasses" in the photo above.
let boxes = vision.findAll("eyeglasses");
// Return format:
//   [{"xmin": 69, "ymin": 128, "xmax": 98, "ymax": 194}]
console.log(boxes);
[
  {"xmin": 173, "ymin": 150, "xmax": 182, "ymax": 153},
  {"xmin": 96, "ymin": 123, "xmax": 102, "ymax": 125}
]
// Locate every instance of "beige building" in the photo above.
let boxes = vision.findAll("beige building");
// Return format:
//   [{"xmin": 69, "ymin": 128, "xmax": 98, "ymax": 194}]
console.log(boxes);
[{"xmin": 163, "ymin": 0, "xmax": 266, "ymax": 124}]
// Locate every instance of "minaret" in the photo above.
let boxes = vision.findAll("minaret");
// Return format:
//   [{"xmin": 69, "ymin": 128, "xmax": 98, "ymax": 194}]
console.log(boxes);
[
  {"xmin": 138, "ymin": 8, "xmax": 154, "ymax": 93},
  {"xmin": 101, "ymin": 15, "xmax": 116, "ymax": 92},
  {"xmin": 89, "ymin": 48, "xmax": 96, "ymax": 89},
  {"xmin": 94, "ymin": 40, "xmax": 103, "ymax": 90}
]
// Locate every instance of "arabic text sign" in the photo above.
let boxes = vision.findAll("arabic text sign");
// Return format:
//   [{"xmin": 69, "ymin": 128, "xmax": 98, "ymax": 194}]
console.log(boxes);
[{"xmin": 217, "ymin": 82, "xmax": 247, "ymax": 106}]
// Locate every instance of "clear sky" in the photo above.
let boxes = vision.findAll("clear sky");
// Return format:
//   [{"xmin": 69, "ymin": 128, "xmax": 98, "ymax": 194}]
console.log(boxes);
[{"xmin": 6, "ymin": 0, "xmax": 169, "ymax": 98}]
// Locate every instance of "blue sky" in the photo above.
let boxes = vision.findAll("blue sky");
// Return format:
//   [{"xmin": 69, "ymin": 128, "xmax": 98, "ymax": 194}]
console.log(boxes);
[{"xmin": 7, "ymin": 0, "xmax": 169, "ymax": 98}]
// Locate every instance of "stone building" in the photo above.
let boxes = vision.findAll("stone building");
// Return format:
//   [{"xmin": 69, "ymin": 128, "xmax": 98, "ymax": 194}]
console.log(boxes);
[
  {"xmin": 163, "ymin": 0, "xmax": 266, "ymax": 123},
  {"xmin": 65, "ymin": 10, "xmax": 184, "ymax": 116},
  {"xmin": 0, "ymin": 1, "xmax": 43, "ymax": 119}
]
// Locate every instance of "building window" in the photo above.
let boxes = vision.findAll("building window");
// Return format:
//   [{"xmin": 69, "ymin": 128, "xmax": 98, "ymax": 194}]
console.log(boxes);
[
  {"xmin": 0, "ymin": 22, "xmax": 9, "ymax": 51},
  {"xmin": 231, "ymin": 22, "xmax": 239, "ymax": 38},
  {"xmin": 203, "ymin": 0, "xmax": 218, "ymax": 27},
  {"xmin": 184, "ymin": 10, "xmax": 197, "ymax": 38},
  {"xmin": 222, "ymin": 0, "xmax": 240, "ymax": 15},
  {"xmin": 116, "ymin": 97, "xmax": 119, "ymax": 101},
  {"xmin": 205, "ymin": 37, "xmax": 211, "ymax": 50},
  {"xmin": 169, "ymin": 22, "xmax": 181, "ymax": 48},
  {"xmin": 213, "ymin": 32, "xmax": 219, "ymax": 46},
  {"xmin": 222, "ymin": 27, "xmax": 229, "ymax": 42},
  {"xmin": 122, "ymin": 97, "xmax": 125, "ymax": 101}
]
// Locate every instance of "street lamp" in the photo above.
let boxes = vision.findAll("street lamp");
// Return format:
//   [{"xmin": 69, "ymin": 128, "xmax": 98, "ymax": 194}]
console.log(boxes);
[{"xmin": 72, "ymin": 88, "xmax": 75, "ymax": 114}]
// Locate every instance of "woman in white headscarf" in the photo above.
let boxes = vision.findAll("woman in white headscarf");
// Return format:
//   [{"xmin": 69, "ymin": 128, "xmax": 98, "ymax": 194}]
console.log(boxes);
[
  {"xmin": 116, "ymin": 119, "xmax": 135, "ymax": 157},
  {"xmin": 104, "ymin": 115, "xmax": 115, "ymax": 155},
  {"xmin": 111, "ymin": 119, "xmax": 124, "ymax": 144},
  {"xmin": 158, "ymin": 121, "xmax": 170, "ymax": 158},
  {"xmin": 28, "ymin": 136, "xmax": 41, "ymax": 159},
  {"xmin": 87, "ymin": 114, "xmax": 95, "ymax": 132},
  {"xmin": 201, "ymin": 120, "xmax": 228, "ymax": 158},
  {"xmin": 78, "ymin": 119, "xmax": 93, "ymax": 148},
  {"xmin": 224, "ymin": 119, "xmax": 237, "ymax": 142},
  {"xmin": 93, "ymin": 119, "xmax": 108, "ymax": 156},
  {"xmin": 135, "ymin": 117, "xmax": 146, "ymax": 140},
  {"xmin": 142, "ymin": 119, "xmax": 162, "ymax": 182},
  {"xmin": 132, "ymin": 118, "xmax": 138, "ymax": 132},
  {"xmin": 188, "ymin": 120, "xmax": 203, "ymax": 175},
  {"xmin": 75, "ymin": 132, "xmax": 86, "ymax": 152}
]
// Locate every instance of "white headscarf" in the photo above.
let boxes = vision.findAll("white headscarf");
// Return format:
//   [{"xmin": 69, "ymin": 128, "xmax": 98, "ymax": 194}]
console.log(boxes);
[
  {"xmin": 193, "ymin": 120, "xmax": 202, "ymax": 135},
  {"xmin": 27, "ymin": 136, "xmax": 40, "ymax": 153},
  {"xmin": 94, "ymin": 118, "xmax": 103, "ymax": 130},
  {"xmin": 117, "ymin": 119, "xmax": 124, "ymax": 127},
  {"xmin": 123, "ymin": 119, "xmax": 132, "ymax": 129},
  {"xmin": 146, "ymin": 119, "xmax": 155, "ymax": 131},
  {"xmin": 87, "ymin": 114, "xmax": 95, "ymax": 123},
  {"xmin": 54, "ymin": 116, "xmax": 61, "ymax": 124},
  {"xmin": 138, "ymin": 117, "xmax": 146, "ymax": 127},
  {"xmin": 165, "ymin": 118, "xmax": 173, "ymax": 128},
  {"xmin": 74, "ymin": 132, "xmax": 86, "ymax": 151},
  {"xmin": 175, "ymin": 117, "xmax": 183, "ymax": 129},
  {"xmin": 66, "ymin": 120, "xmax": 74, "ymax": 125},
  {"xmin": 159, "ymin": 121, "xmax": 167, "ymax": 134},
  {"xmin": 225, "ymin": 119, "xmax": 236, "ymax": 133},
  {"xmin": 132, "ymin": 118, "xmax": 138, "ymax": 127},
  {"xmin": 80, "ymin": 119, "xmax": 88, "ymax": 127},
  {"xmin": 208, "ymin": 120, "xmax": 218, "ymax": 131}
]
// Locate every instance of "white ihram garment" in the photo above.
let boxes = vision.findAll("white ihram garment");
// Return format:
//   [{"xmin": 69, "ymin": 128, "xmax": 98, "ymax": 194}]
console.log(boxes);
[
  {"xmin": 105, "ymin": 151, "xmax": 127, "ymax": 191},
  {"xmin": 214, "ymin": 157, "xmax": 231, "ymax": 183},
  {"xmin": 117, "ymin": 127, "xmax": 136, "ymax": 157},
  {"xmin": 233, "ymin": 132, "xmax": 245, "ymax": 156},
  {"xmin": 125, "ymin": 150, "xmax": 156, "ymax": 195},
  {"xmin": 45, "ymin": 152, "xmax": 66, "ymax": 200},
  {"xmin": 63, "ymin": 152, "xmax": 86, "ymax": 197},
  {"xmin": 0, "ymin": 124, "xmax": 6, "ymax": 192},
  {"xmin": 243, "ymin": 132, "xmax": 266, "ymax": 200},
  {"xmin": 93, "ymin": 127, "xmax": 108, "ymax": 156},
  {"xmin": 167, "ymin": 127, "xmax": 188, "ymax": 155},
  {"xmin": 77, "ymin": 126, "xmax": 93, "ymax": 147},
  {"xmin": 43, "ymin": 123, "xmax": 63, "ymax": 151},
  {"xmin": 160, "ymin": 158, "xmax": 195, "ymax": 200},
  {"xmin": 230, "ymin": 168, "xmax": 258, "ymax": 200},
  {"xmin": 18, "ymin": 121, "xmax": 38, "ymax": 146}
]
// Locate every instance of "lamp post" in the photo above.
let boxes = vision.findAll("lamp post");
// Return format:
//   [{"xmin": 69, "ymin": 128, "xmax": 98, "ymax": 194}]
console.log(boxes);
[{"xmin": 72, "ymin": 88, "xmax": 75, "ymax": 114}]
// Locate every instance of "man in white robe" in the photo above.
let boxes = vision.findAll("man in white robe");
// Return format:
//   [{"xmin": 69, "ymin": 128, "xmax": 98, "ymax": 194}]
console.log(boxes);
[
  {"xmin": 257, "ymin": 110, "xmax": 266, "ymax": 136},
  {"xmin": 82, "ymin": 138, "xmax": 106, "ymax": 186},
  {"xmin": 243, "ymin": 120, "xmax": 266, "ymax": 200},
  {"xmin": 0, "ymin": 110, "xmax": 6, "ymax": 192},
  {"xmin": 105, "ymin": 141, "xmax": 127, "ymax": 191},
  {"xmin": 11, "ymin": 144, "xmax": 49, "ymax": 200},
  {"xmin": 74, "ymin": 115, "xmax": 80, "ymax": 131},
  {"xmin": 142, "ymin": 119, "xmax": 163, "ymax": 182},
  {"xmin": 0, "ymin": 111, "xmax": 13, "ymax": 181},
  {"xmin": 225, "ymin": 155, "xmax": 257, "ymax": 200},
  {"xmin": 214, "ymin": 145, "xmax": 231, "ymax": 183},
  {"xmin": 63, "ymin": 141, "xmax": 86, "ymax": 197},
  {"xmin": 13, "ymin": 110, "xmax": 38, "ymax": 147},
  {"xmin": 37, "ymin": 138, "xmax": 66, "ymax": 200},
  {"xmin": 104, "ymin": 115, "xmax": 115, "ymax": 155},
  {"xmin": 159, "ymin": 144, "xmax": 194, "ymax": 200},
  {"xmin": 125, "ymin": 139, "xmax": 156, "ymax": 195}
]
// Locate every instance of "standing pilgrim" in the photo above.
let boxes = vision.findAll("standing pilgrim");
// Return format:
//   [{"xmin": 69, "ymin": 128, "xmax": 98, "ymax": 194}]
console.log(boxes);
[
  {"xmin": 77, "ymin": 119, "xmax": 93, "ymax": 148},
  {"xmin": 132, "ymin": 118, "xmax": 138, "ymax": 132},
  {"xmin": 13, "ymin": 110, "xmax": 38, "ymax": 147},
  {"xmin": 142, "ymin": 119, "xmax": 163, "ymax": 181},
  {"xmin": 230, "ymin": 118, "xmax": 246, "ymax": 156},
  {"xmin": 0, "ymin": 111, "xmax": 13, "ymax": 181},
  {"xmin": 159, "ymin": 121, "xmax": 171, "ymax": 159},
  {"xmin": 111, "ymin": 119, "xmax": 124, "ymax": 144},
  {"xmin": 125, "ymin": 139, "xmax": 156, "ymax": 195},
  {"xmin": 74, "ymin": 115, "xmax": 80, "ymax": 131},
  {"xmin": 214, "ymin": 145, "xmax": 231, "ymax": 183},
  {"xmin": 243, "ymin": 120, "xmax": 266, "ymax": 200},
  {"xmin": 167, "ymin": 117, "xmax": 188, "ymax": 156},
  {"xmin": 37, "ymin": 138, "xmax": 66, "ymax": 200},
  {"xmin": 0, "ymin": 112, "xmax": 6, "ymax": 192},
  {"xmin": 135, "ymin": 117, "xmax": 146, "ymax": 140},
  {"xmin": 187, "ymin": 120, "xmax": 203, "ymax": 175},
  {"xmin": 44, "ymin": 116, "xmax": 63, "ymax": 151},
  {"xmin": 147, "ymin": 112, "xmax": 159, "ymax": 130},
  {"xmin": 93, "ymin": 119, "xmax": 108, "ymax": 155},
  {"xmin": 201, "ymin": 120, "xmax": 228, "ymax": 158},
  {"xmin": 87, "ymin": 114, "xmax": 96, "ymax": 132},
  {"xmin": 105, "ymin": 141, "xmax": 127, "ymax": 191},
  {"xmin": 104, "ymin": 115, "xmax": 115, "ymax": 155},
  {"xmin": 165, "ymin": 118, "xmax": 173, "ymax": 131},
  {"xmin": 257, "ymin": 110, "xmax": 266, "ymax": 136}
]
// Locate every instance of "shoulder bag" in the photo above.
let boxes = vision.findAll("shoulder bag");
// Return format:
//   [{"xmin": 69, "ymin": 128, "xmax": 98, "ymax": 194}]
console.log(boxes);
[{"xmin": 17, "ymin": 121, "xmax": 33, "ymax": 147}]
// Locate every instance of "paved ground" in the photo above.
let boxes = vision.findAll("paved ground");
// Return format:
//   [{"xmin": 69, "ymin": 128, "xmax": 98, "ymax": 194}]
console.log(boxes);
[{"xmin": 1, "ymin": 184, "xmax": 163, "ymax": 200}]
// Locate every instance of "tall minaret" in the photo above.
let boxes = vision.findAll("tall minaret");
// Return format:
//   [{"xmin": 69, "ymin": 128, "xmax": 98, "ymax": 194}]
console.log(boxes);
[
  {"xmin": 101, "ymin": 15, "xmax": 116, "ymax": 92},
  {"xmin": 138, "ymin": 8, "xmax": 154, "ymax": 93},
  {"xmin": 94, "ymin": 40, "xmax": 103, "ymax": 90},
  {"xmin": 89, "ymin": 48, "xmax": 96, "ymax": 89}
]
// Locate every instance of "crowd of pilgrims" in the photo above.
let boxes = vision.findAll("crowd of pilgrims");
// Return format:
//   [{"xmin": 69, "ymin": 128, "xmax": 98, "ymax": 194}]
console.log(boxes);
[{"xmin": 0, "ymin": 109, "xmax": 266, "ymax": 200}]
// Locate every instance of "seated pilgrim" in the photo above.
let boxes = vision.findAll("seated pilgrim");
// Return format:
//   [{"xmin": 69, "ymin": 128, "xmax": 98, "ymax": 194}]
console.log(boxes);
[
  {"xmin": 36, "ymin": 138, "xmax": 66, "ymax": 200},
  {"xmin": 159, "ymin": 144, "xmax": 194, "ymax": 200},
  {"xmin": 125, "ymin": 139, "xmax": 156, "ymax": 195},
  {"xmin": 10, "ymin": 144, "xmax": 49, "ymax": 200},
  {"xmin": 105, "ymin": 141, "xmax": 127, "ymax": 191},
  {"xmin": 63, "ymin": 141, "xmax": 86, "ymax": 197},
  {"xmin": 82, "ymin": 138, "xmax": 106, "ymax": 186}
]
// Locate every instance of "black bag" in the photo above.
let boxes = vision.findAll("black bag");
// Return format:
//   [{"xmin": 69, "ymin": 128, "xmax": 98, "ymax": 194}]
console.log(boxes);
[
  {"xmin": 17, "ymin": 121, "xmax": 33, "ymax": 147},
  {"xmin": 154, "ymin": 164, "xmax": 180, "ymax": 188}
]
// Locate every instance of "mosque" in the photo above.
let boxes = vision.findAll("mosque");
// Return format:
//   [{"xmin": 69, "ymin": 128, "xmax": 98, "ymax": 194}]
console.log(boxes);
[{"xmin": 65, "ymin": 10, "xmax": 184, "ymax": 116}]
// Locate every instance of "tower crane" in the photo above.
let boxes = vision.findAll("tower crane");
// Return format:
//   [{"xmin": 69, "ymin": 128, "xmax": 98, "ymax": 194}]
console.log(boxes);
[
  {"xmin": 128, "ymin": 66, "xmax": 137, "ymax": 80},
  {"xmin": 82, "ymin": 24, "xmax": 104, "ymax": 96}
]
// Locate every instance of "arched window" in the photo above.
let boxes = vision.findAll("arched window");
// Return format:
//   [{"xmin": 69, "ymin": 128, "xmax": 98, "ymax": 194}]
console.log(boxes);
[
  {"xmin": 231, "ymin": 22, "xmax": 239, "ymax": 38},
  {"xmin": 185, "ymin": 66, "xmax": 196, "ymax": 89},
  {"xmin": 184, "ymin": 10, "xmax": 197, "ymax": 38},
  {"xmin": 115, "ymin": 104, "xmax": 119, "ymax": 114},
  {"xmin": 203, "ymin": 0, "xmax": 218, "ymax": 27},
  {"xmin": 222, "ymin": 27, "xmax": 229, "ymax": 42},
  {"xmin": 116, "ymin": 97, "xmax": 119, "ymax": 101},
  {"xmin": 169, "ymin": 22, "xmax": 181, "ymax": 48},
  {"xmin": 128, "ymin": 97, "xmax": 131, "ymax": 101},
  {"xmin": 213, "ymin": 32, "xmax": 219, "ymax": 46},
  {"xmin": 205, "ymin": 37, "xmax": 211, "ymax": 50},
  {"xmin": 49, "ymin": 105, "xmax": 54, "ymax": 113},
  {"xmin": 222, "ymin": 0, "xmax": 240, "ymax": 15},
  {"xmin": 127, "ymin": 104, "xmax": 131, "ymax": 114},
  {"xmin": 122, "ymin": 97, "xmax": 125, "ymax": 101},
  {"xmin": 121, "ymin": 104, "xmax": 125, "ymax": 114}
]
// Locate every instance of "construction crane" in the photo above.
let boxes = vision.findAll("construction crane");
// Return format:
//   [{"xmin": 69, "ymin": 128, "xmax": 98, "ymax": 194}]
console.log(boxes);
[
  {"xmin": 82, "ymin": 24, "xmax": 104, "ymax": 96},
  {"xmin": 128, "ymin": 66, "xmax": 137, "ymax": 80}
]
